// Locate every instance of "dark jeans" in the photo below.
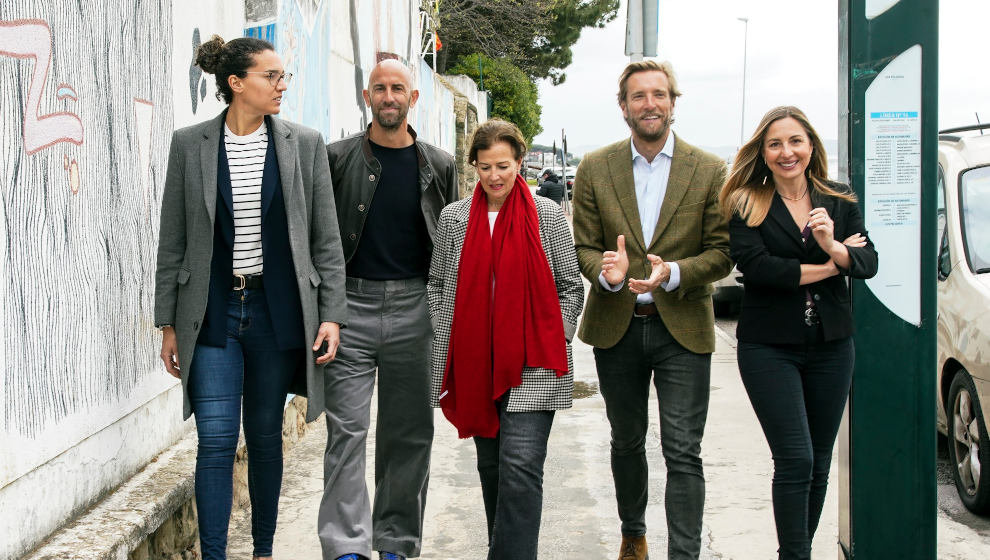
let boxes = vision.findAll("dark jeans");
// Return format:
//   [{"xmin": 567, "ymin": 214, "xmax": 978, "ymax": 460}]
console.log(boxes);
[
  {"xmin": 187, "ymin": 289, "xmax": 301, "ymax": 559},
  {"xmin": 737, "ymin": 332, "xmax": 854, "ymax": 560},
  {"xmin": 593, "ymin": 315, "xmax": 711, "ymax": 560},
  {"xmin": 473, "ymin": 405, "xmax": 555, "ymax": 560}
]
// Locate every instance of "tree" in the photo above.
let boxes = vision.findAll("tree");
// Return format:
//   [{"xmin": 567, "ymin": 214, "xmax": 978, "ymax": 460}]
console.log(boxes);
[
  {"xmin": 522, "ymin": 0, "xmax": 620, "ymax": 84},
  {"xmin": 450, "ymin": 53, "xmax": 543, "ymax": 144},
  {"xmin": 435, "ymin": 0, "xmax": 619, "ymax": 85}
]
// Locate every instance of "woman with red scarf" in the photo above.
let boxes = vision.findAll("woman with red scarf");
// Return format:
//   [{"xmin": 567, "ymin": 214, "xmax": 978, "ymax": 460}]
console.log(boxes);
[{"xmin": 427, "ymin": 119, "xmax": 584, "ymax": 559}]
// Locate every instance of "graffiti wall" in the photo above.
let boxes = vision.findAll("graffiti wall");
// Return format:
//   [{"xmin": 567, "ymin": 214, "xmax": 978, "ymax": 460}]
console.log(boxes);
[
  {"xmin": 246, "ymin": 0, "xmax": 455, "ymax": 150},
  {"xmin": 0, "ymin": 1, "xmax": 242, "ymax": 557},
  {"xmin": 1, "ymin": 1, "xmax": 472, "ymax": 556}
]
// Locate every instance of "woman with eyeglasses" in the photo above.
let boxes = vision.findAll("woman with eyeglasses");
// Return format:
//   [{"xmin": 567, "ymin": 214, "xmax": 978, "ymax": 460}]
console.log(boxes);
[
  {"xmin": 154, "ymin": 35, "xmax": 346, "ymax": 559},
  {"xmin": 718, "ymin": 106, "xmax": 878, "ymax": 560}
]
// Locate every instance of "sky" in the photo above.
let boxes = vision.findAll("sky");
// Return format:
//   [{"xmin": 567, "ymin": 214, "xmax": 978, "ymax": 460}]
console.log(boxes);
[{"xmin": 533, "ymin": 0, "xmax": 990, "ymax": 156}]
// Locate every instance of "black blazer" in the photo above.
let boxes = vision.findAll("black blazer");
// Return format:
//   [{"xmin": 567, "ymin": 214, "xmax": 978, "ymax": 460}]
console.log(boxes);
[
  {"xmin": 730, "ymin": 182, "xmax": 878, "ymax": 344},
  {"xmin": 200, "ymin": 117, "xmax": 304, "ymax": 350}
]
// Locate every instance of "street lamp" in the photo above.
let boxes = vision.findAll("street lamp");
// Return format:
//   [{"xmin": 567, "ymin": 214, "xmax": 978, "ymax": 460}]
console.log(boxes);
[{"xmin": 737, "ymin": 17, "xmax": 749, "ymax": 149}]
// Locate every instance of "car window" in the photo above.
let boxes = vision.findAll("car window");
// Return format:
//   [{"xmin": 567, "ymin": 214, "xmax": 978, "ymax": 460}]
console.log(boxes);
[
  {"xmin": 937, "ymin": 165, "xmax": 951, "ymax": 279},
  {"xmin": 937, "ymin": 164, "xmax": 946, "ymax": 235},
  {"xmin": 959, "ymin": 165, "xmax": 990, "ymax": 273}
]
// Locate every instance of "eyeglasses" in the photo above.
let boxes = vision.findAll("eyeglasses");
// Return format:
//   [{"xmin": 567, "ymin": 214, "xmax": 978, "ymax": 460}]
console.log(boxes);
[{"xmin": 244, "ymin": 71, "xmax": 293, "ymax": 87}]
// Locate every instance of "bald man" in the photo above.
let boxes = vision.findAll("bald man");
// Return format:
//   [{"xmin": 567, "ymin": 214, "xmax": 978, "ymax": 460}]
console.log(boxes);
[{"xmin": 318, "ymin": 59, "xmax": 458, "ymax": 560}]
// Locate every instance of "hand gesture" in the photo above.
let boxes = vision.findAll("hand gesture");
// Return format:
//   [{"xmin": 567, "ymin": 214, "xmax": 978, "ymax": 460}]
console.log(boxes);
[
  {"xmin": 313, "ymin": 321, "xmax": 341, "ymax": 365},
  {"xmin": 629, "ymin": 254, "xmax": 671, "ymax": 295},
  {"xmin": 809, "ymin": 207, "xmax": 836, "ymax": 251},
  {"xmin": 601, "ymin": 234, "xmax": 630, "ymax": 286},
  {"xmin": 160, "ymin": 326, "xmax": 181, "ymax": 379},
  {"xmin": 842, "ymin": 233, "xmax": 867, "ymax": 248}
]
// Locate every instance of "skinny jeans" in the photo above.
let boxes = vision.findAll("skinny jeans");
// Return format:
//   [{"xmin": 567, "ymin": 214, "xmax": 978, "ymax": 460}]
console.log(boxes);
[
  {"xmin": 187, "ymin": 288, "xmax": 300, "ymax": 559},
  {"xmin": 737, "ymin": 327, "xmax": 854, "ymax": 560}
]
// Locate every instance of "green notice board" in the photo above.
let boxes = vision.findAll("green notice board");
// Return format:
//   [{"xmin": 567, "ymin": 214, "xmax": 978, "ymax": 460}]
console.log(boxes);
[{"xmin": 838, "ymin": 0, "xmax": 937, "ymax": 557}]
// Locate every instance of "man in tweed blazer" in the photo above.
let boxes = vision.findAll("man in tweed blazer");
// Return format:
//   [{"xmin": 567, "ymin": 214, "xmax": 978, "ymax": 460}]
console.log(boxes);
[{"xmin": 571, "ymin": 60, "xmax": 732, "ymax": 560}]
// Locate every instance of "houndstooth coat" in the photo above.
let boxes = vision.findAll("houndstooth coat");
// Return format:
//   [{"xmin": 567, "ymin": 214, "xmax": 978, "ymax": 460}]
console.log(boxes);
[{"xmin": 427, "ymin": 194, "xmax": 585, "ymax": 413}]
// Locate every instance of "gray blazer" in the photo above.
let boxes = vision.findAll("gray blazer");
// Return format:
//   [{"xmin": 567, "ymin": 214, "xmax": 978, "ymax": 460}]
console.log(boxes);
[
  {"xmin": 427, "ymin": 195, "xmax": 585, "ymax": 412},
  {"xmin": 154, "ymin": 111, "xmax": 347, "ymax": 422}
]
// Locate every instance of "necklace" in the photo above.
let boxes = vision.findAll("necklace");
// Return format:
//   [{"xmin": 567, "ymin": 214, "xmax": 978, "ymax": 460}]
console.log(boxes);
[{"xmin": 777, "ymin": 187, "xmax": 808, "ymax": 201}]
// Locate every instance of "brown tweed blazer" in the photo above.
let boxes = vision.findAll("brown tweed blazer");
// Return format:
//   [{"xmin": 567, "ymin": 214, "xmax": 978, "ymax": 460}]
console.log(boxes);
[{"xmin": 572, "ymin": 134, "xmax": 732, "ymax": 353}]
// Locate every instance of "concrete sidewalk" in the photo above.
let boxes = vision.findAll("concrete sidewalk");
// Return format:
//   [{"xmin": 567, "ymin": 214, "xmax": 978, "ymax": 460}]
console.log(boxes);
[{"xmin": 229, "ymin": 325, "xmax": 844, "ymax": 559}]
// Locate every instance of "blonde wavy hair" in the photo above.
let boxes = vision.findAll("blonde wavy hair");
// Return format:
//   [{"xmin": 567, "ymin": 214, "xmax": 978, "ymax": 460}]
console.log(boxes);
[{"xmin": 719, "ymin": 105, "xmax": 855, "ymax": 227}]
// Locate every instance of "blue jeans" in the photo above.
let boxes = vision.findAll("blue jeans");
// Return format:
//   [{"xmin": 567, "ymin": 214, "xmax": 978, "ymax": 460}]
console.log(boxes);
[
  {"xmin": 187, "ymin": 289, "xmax": 301, "ymax": 559},
  {"xmin": 473, "ymin": 405, "xmax": 555, "ymax": 560},
  {"xmin": 593, "ymin": 315, "xmax": 711, "ymax": 560},
  {"xmin": 737, "ymin": 332, "xmax": 854, "ymax": 560}
]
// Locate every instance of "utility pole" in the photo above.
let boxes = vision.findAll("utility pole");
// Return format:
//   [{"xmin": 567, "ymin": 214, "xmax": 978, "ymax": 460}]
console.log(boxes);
[{"xmin": 625, "ymin": 1, "xmax": 659, "ymax": 62}]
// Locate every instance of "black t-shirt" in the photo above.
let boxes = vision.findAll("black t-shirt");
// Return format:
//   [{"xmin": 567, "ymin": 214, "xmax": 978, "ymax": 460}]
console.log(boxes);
[{"xmin": 346, "ymin": 141, "xmax": 429, "ymax": 280}]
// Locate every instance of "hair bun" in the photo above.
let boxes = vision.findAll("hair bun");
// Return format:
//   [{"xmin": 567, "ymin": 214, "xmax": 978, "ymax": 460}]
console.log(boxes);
[{"xmin": 195, "ymin": 34, "xmax": 226, "ymax": 75}]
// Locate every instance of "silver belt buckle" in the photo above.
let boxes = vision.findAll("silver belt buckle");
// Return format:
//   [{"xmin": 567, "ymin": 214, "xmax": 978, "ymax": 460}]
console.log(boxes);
[
  {"xmin": 233, "ymin": 274, "xmax": 246, "ymax": 291},
  {"xmin": 804, "ymin": 306, "xmax": 820, "ymax": 326}
]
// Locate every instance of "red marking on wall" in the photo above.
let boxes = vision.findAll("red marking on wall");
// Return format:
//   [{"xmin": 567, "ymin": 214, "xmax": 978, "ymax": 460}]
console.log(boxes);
[{"xmin": 0, "ymin": 19, "xmax": 84, "ymax": 155}]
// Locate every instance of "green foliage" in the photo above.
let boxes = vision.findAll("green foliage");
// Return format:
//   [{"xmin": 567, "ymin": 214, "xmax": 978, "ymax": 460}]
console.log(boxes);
[
  {"xmin": 437, "ymin": 0, "xmax": 619, "ymax": 85},
  {"xmin": 524, "ymin": 0, "xmax": 620, "ymax": 85},
  {"xmin": 450, "ymin": 53, "xmax": 543, "ymax": 144}
]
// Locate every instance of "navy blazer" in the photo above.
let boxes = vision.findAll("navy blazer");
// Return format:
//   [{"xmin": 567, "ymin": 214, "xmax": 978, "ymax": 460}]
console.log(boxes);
[
  {"xmin": 730, "ymin": 182, "xmax": 879, "ymax": 344},
  {"xmin": 200, "ymin": 118, "xmax": 305, "ymax": 350}
]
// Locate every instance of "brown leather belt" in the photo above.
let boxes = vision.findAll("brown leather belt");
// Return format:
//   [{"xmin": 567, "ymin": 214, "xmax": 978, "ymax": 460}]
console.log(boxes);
[{"xmin": 633, "ymin": 303, "xmax": 658, "ymax": 317}]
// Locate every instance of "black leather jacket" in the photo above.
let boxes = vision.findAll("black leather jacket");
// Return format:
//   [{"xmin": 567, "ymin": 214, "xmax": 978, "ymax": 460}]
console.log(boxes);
[{"xmin": 327, "ymin": 125, "xmax": 459, "ymax": 263}]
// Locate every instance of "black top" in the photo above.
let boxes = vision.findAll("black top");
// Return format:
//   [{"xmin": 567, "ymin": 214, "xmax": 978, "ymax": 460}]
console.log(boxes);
[
  {"xmin": 729, "ymin": 182, "xmax": 879, "ymax": 345},
  {"xmin": 536, "ymin": 179, "xmax": 565, "ymax": 204},
  {"xmin": 346, "ymin": 140, "xmax": 429, "ymax": 279}
]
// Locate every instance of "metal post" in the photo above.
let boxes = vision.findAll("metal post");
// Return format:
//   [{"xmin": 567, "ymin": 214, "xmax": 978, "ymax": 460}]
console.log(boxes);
[
  {"xmin": 838, "ymin": 0, "xmax": 938, "ymax": 557},
  {"xmin": 737, "ymin": 17, "xmax": 748, "ymax": 148},
  {"xmin": 625, "ymin": 0, "xmax": 644, "ymax": 61}
]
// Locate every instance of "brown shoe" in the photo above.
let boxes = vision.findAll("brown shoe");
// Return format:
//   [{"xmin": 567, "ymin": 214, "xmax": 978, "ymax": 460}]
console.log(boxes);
[{"xmin": 617, "ymin": 535, "xmax": 648, "ymax": 560}]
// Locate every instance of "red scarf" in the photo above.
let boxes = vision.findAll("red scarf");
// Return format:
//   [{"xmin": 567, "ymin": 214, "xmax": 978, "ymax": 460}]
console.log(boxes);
[{"xmin": 439, "ymin": 174, "xmax": 568, "ymax": 438}]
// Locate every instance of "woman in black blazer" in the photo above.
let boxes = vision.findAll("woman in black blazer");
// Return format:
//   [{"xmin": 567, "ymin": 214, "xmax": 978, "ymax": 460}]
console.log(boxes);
[{"xmin": 719, "ymin": 106, "xmax": 878, "ymax": 560}]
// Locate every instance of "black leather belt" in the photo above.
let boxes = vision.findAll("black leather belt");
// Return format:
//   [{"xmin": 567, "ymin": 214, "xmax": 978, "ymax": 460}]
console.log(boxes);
[
  {"xmin": 232, "ymin": 274, "xmax": 263, "ymax": 290},
  {"xmin": 633, "ymin": 303, "xmax": 658, "ymax": 317}
]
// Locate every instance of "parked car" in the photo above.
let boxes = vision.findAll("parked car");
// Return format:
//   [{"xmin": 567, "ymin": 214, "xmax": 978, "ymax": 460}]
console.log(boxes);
[
  {"xmin": 713, "ymin": 266, "xmax": 744, "ymax": 317},
  {"xmin": 935, "ymin": 123, "xmax": 990, "ymax": 514}
]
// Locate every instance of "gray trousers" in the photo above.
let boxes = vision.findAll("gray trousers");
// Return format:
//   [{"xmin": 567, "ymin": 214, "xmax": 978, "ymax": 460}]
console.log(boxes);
[{"xmin": 318, "ymin": 277, "xmax": 434, "ymax": 560}]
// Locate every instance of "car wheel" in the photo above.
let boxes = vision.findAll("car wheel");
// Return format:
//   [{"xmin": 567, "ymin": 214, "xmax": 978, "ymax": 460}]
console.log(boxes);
[{"xmin": 947, "ymin": 371, "xmax": 990, "ymax": 514}]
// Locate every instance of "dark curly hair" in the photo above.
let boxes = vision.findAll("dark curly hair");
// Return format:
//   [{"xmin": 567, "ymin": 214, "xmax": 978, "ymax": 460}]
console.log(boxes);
[{"xmin": 195, "ymin": 35, "xmax": 274, "ymax": 104}]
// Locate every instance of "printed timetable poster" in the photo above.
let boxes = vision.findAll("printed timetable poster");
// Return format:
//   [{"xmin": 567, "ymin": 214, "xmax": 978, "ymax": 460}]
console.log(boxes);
[{"xmin": 864, "ymin": 44, "xmax": 922, "ymax": 326}]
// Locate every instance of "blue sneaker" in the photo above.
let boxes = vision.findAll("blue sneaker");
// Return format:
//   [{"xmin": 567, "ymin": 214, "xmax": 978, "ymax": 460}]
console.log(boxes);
[
  {"xmin": 336, "ymin": 555, "xmax": 366, "ymax": 560},
  {"xmin": 380, "ymin": 553, "xmax": 405, "ymax": 560}
]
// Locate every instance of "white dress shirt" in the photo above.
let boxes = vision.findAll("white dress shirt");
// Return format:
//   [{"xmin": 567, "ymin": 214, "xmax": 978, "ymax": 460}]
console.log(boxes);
[{"xmin": 598, "ymin": 133, "xmax": 681, "ymax": 302}]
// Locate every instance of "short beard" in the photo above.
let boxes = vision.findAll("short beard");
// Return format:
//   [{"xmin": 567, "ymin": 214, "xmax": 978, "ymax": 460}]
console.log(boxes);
[
  {"xmin": 625, "ymin": 113, "xmax": 673, "ymax": 143},
  {"xmin": 373, "ymin": 103, "xmax": 408, "ymax": 130}
]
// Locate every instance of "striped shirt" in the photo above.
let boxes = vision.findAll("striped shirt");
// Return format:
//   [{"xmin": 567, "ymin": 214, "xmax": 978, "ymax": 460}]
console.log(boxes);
[{"xmin": 224, "ymin": 122, "xmax": 267, "ymax": 276}]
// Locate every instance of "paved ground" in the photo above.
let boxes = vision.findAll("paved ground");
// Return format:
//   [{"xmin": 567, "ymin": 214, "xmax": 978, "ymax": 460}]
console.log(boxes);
[{"xmin": 228, "ymin": 313, "xmax": 990, "ymax": 559}]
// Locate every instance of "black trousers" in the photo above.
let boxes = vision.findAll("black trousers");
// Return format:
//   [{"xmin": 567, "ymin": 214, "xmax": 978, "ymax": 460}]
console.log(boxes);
[{"xmin": 737, "ymin": 329, "xmax": 854, "ymax": 560}]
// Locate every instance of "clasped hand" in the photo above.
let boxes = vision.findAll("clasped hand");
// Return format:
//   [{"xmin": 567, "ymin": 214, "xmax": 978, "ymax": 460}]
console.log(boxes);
[{"xmin": 601, "ymin": 234, "xmax": 670, "ymax": 294}]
